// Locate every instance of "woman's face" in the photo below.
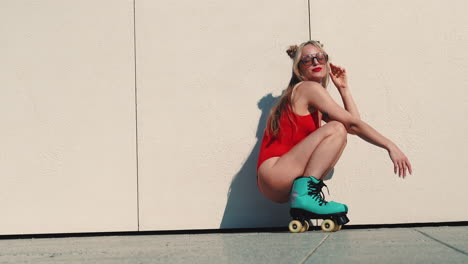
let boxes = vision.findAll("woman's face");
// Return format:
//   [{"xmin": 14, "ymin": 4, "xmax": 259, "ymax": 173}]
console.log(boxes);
[{"xmin": 298, "ymin": 44, "xmax": 328, "ymax": 82}]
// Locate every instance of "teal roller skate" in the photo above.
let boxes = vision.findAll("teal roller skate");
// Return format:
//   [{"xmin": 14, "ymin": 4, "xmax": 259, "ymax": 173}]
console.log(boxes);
[{"xmin": 288, "ymin": 176, "xmax": 349, "ymax": 233}]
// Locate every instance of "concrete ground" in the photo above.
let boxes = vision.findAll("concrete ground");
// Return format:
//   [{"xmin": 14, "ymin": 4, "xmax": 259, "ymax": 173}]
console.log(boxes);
[{"xmin": 0, "ymin": 226, "xmax": 467, "ymax": 264}]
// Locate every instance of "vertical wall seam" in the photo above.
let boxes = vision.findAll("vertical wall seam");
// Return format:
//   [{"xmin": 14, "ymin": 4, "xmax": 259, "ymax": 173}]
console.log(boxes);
[
  {"xmin": 132, "ymin": 0, "xmax": 141, "ymax": 231},
  {"xmin": 308, "ymin": 0, "xmax": 311, "ymax": 40}
]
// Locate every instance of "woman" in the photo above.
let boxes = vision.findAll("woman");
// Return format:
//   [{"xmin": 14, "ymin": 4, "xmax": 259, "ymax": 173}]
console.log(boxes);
[{"xmin": 256, "ymin": 40, "xmax": 412, "ymax": 223}]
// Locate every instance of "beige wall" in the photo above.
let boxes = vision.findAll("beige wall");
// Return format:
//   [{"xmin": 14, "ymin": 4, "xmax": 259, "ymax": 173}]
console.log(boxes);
[
  {"xmin": 308, "ymin": 0, "xmax": 468, "ymax": 224},
  {"xmin": 136, "ymin": 0, "xmax": 309, "ymax": 230},
  {"xmin": 0, "ymin": 1, "xmax": 137, "ymax": 235},
  {"xmin": 0, "ymin": 0, "xmax": 467, "ymax": 235}
]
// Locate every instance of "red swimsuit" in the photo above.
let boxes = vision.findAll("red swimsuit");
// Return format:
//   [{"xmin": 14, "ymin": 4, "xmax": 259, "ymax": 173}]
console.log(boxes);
[{"xmin": 257, "ymin": 105, "xmax": 321, "ymax": 171}]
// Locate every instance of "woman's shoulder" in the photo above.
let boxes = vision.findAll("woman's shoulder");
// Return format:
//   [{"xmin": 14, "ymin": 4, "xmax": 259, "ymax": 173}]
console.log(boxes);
[
  {"xmin": 296, "ymin": 81, "xmax": 323, "ymax": 91},
  {"xmin": 292, "ymin": 81, "xmax": 305, "ymax": 89},
  {"xmin": 294, "ymin": 81, "xmax": 325, "ymax": 101},
  {"xmin": 292, "ymin": 81, "xmax": 321, "ymax": 96}
]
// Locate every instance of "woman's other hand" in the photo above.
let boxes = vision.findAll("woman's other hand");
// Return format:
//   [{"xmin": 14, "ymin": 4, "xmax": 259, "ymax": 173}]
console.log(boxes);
[
  {"xmin": 388, "ymin": 144, "xmax": 413, "ymax": 178},
  {"xmin": 329, "ymin": 63, "xmax": 349, "ymax": 90}
]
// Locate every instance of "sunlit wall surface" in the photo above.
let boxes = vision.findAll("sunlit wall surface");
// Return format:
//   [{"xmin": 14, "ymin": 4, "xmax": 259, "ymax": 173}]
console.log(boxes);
[{"xmin": 0, "ymin": 0, "xmax": 466, "ymax": 235}]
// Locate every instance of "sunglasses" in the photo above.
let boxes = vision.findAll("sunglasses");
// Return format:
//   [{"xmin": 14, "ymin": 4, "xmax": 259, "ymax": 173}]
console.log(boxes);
[{"xmin": 300, "ymin": 52, "xmax": 329, "ymax": 66}]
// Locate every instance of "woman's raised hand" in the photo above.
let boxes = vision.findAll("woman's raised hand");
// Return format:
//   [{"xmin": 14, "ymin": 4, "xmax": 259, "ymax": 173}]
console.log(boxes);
[
  {"xmin": 329, "ymin": 63, "xmax": 349, "ymax": 90},
  {"xmin": 388, "ymin": 144, "xmax": 413, "ymax": 178}
]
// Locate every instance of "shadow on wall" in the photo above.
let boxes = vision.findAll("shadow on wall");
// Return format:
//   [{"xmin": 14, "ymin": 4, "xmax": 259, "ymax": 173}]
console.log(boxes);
[{"xmin": 220, "ymin": 93, "xmax": 291, "ymax": 229}]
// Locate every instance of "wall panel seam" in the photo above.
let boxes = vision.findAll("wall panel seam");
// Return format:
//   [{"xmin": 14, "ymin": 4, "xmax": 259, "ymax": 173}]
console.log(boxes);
[
  {"xmin": 308, "ymin": 0, "xmax": 311, "ymax": 40},
  {"xmin": 132, "ymin": 0, "xmax": 141, "ymax": 231}
]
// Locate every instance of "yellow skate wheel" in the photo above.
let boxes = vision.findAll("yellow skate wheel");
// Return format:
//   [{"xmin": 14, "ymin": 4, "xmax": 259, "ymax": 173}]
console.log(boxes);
[
  {"xmin": 300, "ymin": 220, "xmax": 310, "ymax": 232},
  {"xmin": 288, "ymin": 220, "xmax": 303, "ymax": 233},
  {"xmin": 332, "ymin": 224, "xmax": 342, "ymax": 232},
  {"xmin": 321, "ymin": 219, "xmax": 336, "ymax": 232}
]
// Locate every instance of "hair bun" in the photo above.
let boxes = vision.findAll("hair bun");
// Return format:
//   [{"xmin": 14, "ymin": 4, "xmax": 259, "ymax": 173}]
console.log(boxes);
[
  {"xmin": 286, "ymin": 45, "xmax": 298, "ymax": 59},
  {"xmin": 316, "ymin": 40, "xmax": 324, "ymax": 48}
]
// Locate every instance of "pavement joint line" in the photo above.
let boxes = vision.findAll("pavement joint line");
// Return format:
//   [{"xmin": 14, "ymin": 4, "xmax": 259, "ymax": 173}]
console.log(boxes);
[
  {"xmin": 414, "ymin": 229, "xmax": 468, "ymax": 257},
  {"xmin": 298, "ymin": 233, "xmax": 330, "ymax": 264}
]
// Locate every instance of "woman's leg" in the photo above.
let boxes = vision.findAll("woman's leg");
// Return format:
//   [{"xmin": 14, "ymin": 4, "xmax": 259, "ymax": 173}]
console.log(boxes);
[
  {"xmin": 304, "ymin": 123, "xmax": 347, "ymax": 180},
  {"xmin": 257, "ymin": 121, "xmax": 347, "ymax": 203}
]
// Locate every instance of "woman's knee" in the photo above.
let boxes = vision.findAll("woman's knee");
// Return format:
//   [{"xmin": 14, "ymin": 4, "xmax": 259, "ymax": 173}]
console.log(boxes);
[{"xmin": 326, "ymin": 121, "xmax": 348, "ymax": 139}]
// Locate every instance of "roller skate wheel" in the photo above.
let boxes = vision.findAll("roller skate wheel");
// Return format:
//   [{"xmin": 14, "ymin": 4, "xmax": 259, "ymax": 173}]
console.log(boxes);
[
  {"xmin": 332, "ymin": 224, "xmax": 342, "ymax": 232},
  {"xmin": 300, "ymin": 220, "xmax": 309, "ymax": 232},
  {"xmin": 321, "ymin": 219, "xmax": 336, "ymax": 232},
  {"xmin": 288, "ymin": 220, "xmax": 303, "ymax": 233}
]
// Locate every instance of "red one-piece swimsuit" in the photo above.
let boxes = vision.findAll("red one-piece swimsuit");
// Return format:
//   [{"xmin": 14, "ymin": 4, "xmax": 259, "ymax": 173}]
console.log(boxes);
[{"xmin": 257, "ymin": 105, "xmax": 321, "ymax": 172}]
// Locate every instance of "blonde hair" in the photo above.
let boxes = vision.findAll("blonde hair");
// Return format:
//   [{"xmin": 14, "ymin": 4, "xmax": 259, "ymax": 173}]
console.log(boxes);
[{"xmin": 266, "ymin": 40, "xmax": 330, "ymax": 138}]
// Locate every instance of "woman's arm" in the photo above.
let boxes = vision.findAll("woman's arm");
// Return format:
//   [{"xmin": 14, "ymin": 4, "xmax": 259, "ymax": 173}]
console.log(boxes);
[
  {"xmin": 349, "ymin": 120, "xmax": 412, "ymax": 178},
  {"xmin": 298, "ymin": 81, "xmax": 412, "ymax": 178},
  {"xmin": 339, "ymin": 89, "xmax": 360, "ymax": 120},
  {"xmin": 329, "ymin": 63, "xmax": 361, "ymax": 119}
]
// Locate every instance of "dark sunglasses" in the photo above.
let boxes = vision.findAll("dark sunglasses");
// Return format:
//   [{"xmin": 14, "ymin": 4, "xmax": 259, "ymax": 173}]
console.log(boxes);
[{"xmin": 300, "ymin": 52, "xmax": 328, "ymax": 66}]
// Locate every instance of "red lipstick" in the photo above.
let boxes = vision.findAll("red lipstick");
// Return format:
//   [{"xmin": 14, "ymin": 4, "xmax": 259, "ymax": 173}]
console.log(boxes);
[{"xmin": 312, "ymin": 67, "xmax": 322, "ymax": 72}]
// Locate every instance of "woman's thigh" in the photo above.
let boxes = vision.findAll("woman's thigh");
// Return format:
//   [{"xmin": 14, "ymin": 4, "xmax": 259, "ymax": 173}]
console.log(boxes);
[{"xmin": 257, "ymin": 121, "xmax": 344, "ymax": 202}]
